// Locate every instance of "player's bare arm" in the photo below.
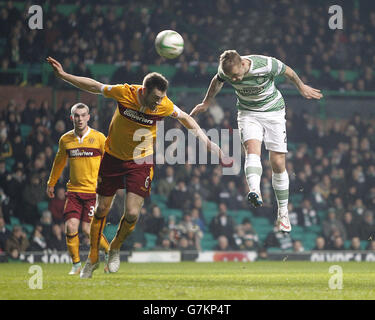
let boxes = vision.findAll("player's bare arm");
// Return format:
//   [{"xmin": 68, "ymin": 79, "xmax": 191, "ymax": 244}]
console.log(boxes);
[
  {"xmin": 284, "ymin": 66, "xmax": 323, "ymax": 100},
  {"xmin": 177, "ymin": 110, "xmax": 233, "ymax": 167},
  {"xmin": 190, "ymin": 74, "xmax": 224, "ymax": 117},
  {"xmin": 46, "ymin": 57, "xmax": 104, "ymax": 94}
]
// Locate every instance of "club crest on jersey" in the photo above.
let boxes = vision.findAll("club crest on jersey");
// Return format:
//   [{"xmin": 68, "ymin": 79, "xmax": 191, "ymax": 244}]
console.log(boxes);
[
  {"xmin": 88, "ymin": 138, "xmax": 95, "ymax": 144},
  {"xmin": 256, "ymin": 77, "xmax": 265, "ymax": 84}
]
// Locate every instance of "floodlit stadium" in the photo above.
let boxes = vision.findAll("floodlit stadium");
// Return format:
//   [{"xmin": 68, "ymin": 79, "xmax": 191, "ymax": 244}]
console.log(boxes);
[{"xmin": 0, "ymin": 0, "xmax": 374, "ymax": 304}]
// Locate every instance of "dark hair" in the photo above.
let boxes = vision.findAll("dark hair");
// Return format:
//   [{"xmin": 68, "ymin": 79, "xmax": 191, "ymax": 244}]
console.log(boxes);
[{"xmin": 143, "ymin": 72, "xmax": 168, "ymax": 92}]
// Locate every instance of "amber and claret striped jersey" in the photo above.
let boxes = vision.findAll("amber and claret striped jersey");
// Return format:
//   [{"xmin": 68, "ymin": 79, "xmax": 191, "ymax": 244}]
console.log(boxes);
[
  {"xmin": 101, "ymin": 83, "xmax": 180, "ymax": 161},
  {"xmin": 47, "ymin": 128, "xmax": 106, "ymax": 193}
]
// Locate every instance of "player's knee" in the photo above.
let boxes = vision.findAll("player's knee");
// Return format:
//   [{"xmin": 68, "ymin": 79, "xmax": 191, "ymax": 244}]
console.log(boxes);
[
  {"xmin": 124, "ymin": 208, "xmax": 139, "ymax": 222},
  {"xmin": 96, "ymin": 202, "xmax": 111, "ymax": 217},
  {"xmin": 65, "ymin": 219, "xmax": 79, "ymax": 235}
]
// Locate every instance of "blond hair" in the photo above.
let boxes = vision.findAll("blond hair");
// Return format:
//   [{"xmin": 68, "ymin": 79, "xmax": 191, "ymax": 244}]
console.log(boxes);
[
  {"xmin": 70, "ymin": 103, "xmax": 89, "ymax": 116},
  {"xmin": 219, "ymin": 50, "xmax": 242, "ymax": 75}
]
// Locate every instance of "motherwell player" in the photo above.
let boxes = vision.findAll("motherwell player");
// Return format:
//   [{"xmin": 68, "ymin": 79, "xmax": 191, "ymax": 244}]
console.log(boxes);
[
  {"xmin": 46, "ymin": 56, "xmax": 232, "ymax": 279},
  {"xmin": 46, "ymin": 103, "xmax": 110, "ymax": 275}
]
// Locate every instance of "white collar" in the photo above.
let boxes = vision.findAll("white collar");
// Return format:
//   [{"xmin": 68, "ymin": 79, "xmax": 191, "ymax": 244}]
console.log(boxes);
[{"xmin": 74, "ymin": 127, "xmax": 91, "ymax": 144}]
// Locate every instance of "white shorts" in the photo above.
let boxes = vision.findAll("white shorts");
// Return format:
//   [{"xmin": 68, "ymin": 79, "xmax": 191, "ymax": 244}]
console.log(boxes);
[{"xmin": 237, "ymin": 109, "xmax": 288, "ymax": 153}]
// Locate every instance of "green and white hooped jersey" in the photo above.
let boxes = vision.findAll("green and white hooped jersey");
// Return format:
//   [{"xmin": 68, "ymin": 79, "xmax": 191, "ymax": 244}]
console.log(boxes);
[{"xmin": 217, "ymin": 55, "xmax": 286, "ymax": 112}]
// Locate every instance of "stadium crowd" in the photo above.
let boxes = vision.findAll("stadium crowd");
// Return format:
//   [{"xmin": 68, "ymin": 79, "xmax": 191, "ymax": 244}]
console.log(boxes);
[
  {"xmin": 1, "ymin": 0, "xmax": 375, "ymax": 91},
  {"xmin": 0, "ymin": 93, "xmax": 374, "ymax": 259},
  {"xmin": 0, "ymin": 0, "xmax": 375, "ymax": 260}
]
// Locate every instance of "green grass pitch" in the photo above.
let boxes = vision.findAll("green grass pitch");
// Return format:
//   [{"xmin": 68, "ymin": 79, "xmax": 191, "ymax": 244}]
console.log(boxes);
[{"xmin": 0, "ymin": 261, "xmax": 374, "ymax": 300}]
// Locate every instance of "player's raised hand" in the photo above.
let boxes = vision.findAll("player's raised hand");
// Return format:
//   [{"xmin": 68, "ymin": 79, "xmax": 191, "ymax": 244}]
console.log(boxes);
[
  {"xmin": 190, "ymin": 101, "xmax": 210, "ymax": 117},
  {"xmin": 299, "ymin": 84, "xmax": 323, "ymax": 100},
  {"xmin": 46, "ymin": 56, "xmax": 65, "ymax": 78}
]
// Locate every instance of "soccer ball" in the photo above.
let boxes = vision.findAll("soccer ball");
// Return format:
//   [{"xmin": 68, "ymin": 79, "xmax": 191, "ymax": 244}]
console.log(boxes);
[{"xmin": 155, "ymin": 30, "xmax": 184, "ymax": 59}]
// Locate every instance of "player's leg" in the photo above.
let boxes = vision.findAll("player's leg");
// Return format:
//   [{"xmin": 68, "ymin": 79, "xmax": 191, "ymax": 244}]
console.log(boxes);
[
  {"xmin": 243, "ymin": 139, "xmax": 264, "ymax": 207},
  {"xmin": 82, "ymin": 220, "xmax": 110, "ymax": 273},
  {"xmin": 63, "ymin": 192, "xmax": 84, "ymax": 275},
  {"xmin": 110, "ymin": 192, "xmax": 144, "ymax": 250},
  {"xmin": 87, "ymin": 194, "xmax": 114, "ymax": 264},
  {"xmin": 107, "ymin": 160, "xmax": 153, "ymax": 273},
  {"xmin": 107, "ymin": 192, "xmax": 144, "ymax": 273},
  {"xmin": 82, "ymin": 195, "xmax": 110, "ymax": 272},
  {"xmin": 238, "ymin": 112, "xmax": 265, "ymax": 208},
  {"xmin": 263, "ymin": 110, "xmax": 291, "ymax": 232},
  {"xmin": 65, "ymin": 217, "xmax": 81, "ymax": 274},
  {"xmin": 80, "ymin": 194, "xmax": 114, "ymax": 278},
  {"xmin": 269, "ymin": 151, "xmax": 291, "ymax": 232}
]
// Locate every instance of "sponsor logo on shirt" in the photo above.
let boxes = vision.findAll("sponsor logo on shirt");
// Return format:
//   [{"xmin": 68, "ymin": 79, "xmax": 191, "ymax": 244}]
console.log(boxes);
[{"xmin": 67, "ymin": 148, "xmax": 101, "ymax": 158}]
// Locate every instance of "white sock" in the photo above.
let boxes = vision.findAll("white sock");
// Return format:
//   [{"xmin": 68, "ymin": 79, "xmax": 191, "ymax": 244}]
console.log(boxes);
[
  {"xmin": 245, "ymin": 154, "xmax": 262, "ymax": 192},
  {"xmin": 272, "ymin": 170, "xmax": 289, "ymax": 215}
]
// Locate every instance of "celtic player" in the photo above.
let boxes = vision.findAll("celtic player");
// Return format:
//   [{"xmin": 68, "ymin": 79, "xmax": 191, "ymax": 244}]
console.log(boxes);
[{"xmin": 190, "ymin": 50, "xmax": 322, "ymax": 232}]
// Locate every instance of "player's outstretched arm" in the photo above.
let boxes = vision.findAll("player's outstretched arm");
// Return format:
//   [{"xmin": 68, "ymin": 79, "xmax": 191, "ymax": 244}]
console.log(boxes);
[
  {"xmin": 284, "ymin": 66, "xmax": 323, "ymax": 100},
  {"xmin": 177, "ymin": 110, "xmax": 233, "ymax": 167},
  {"xmin": 46, "ymin": 57, "xmax": 104, "ymax": 94},
  {"xmin": 190, "ymin": 75, "xmax": 224, "ymax": 117}
]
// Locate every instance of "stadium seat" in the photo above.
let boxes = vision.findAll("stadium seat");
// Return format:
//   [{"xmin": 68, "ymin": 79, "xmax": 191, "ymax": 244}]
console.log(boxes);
[
  {"xmin": 162, "ymin": 208, "xmax": 183, "ymax": 221},
  {"xmin": 144, "ymin": 232, "xmax": 157, "ymax": 249},
  {"xmin": 37, "ymin": 201, "xmax": 49, "ymax": 214},
  {"xmin": 9, "ymin": 216, "xmax": 20, "ymax": 226},
  {"xmin": 56, "ymin": 4, "xmax": 78, "ymax": 16},
  {"xmin": 306, "ymin": 225, "xmax": 322, "ymax": 234},
  {"xmin": 290, "ymin": 194, "xmax": 303, "ymax": 206},
  {"xmin": 360, "ymin": 241, "xmax": 368, "ymax": 250},
  {"xmin": 5, "ymin": 157, "xmax": 15, "ymax": 171},
  {"xmin": 202, "ymin": 208, "xmax": 218, "ymax": 222},
  {"xmin": 151, "ymin": 194, "xmax": 167, "ymax": 204},
  {"xmin": 88, "ymin": 64, "xmax": 119, "ymax": 81},
  {"xmin": 22, "ymin": 224, "xmax": 34, "ymax": 236},
  {"xmin": 148, "ymin": 65, "xmax": 177, "ymax": 79},
  {"xmin": 20, "ymin": 124, "xmax": 32, "ymax": 140},
  {"xmin": 252, "ymin": 217, "xmax": 271, "ymax": 226}
]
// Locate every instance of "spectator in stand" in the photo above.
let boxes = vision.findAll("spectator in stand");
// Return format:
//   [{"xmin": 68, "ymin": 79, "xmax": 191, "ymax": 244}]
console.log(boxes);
[
  {"xmin": 264, "ymin": 222, "xmax": 293, "ymax": 251},
  {"xmin": 214, "ymin": 235, "xmax": 233, "ymax": 251},
  {"xmin": 29, "ymin": 225, "xmax": 48, "ymax": 252},
  {"xmin": 157, "ymin": 166, "xmax": 176, "ymax": 199},
  {"xmin": 48, "ymin": 224, "xmax": 66, "ymax": 251},
  {"xmin": 209, "ymin": 202, "xmax": 236, "ymax": 247},
  {"xmin": 0, "ymin": 131, "xmax": 12, "ymax": 160},
  {"xmin": 366, "ymin": 240, "xmax": 375, "ymax": 251},
  {"xmin": 21, "ymin": 173, "xmax": 47, "ymax": 224},
  {"xmin": 0, "ymin": 216, "xmax": 11, "ymax": 252},
  {"xmin": 5, "ymin": 225, "xmax": 29, "ymax": 256},
  {"xmin": 322, "ymin": 208, "xmax": 347, "ymax": 242},
  {"xmin": 313, "ymin": 236, "xmax": 327, "ymax": 250},
  {"xmin": 349, "ymin": 237, "xmax": 362, "ymax": 250},
  {"xmin": 329, "ymin": 236, "xmax": 345, "ymax": 250},
  {"xmin": 142, "ymin": 205, "xmax": 165, "ymax": 236},
  {"xmin": 297, "ymin": 198, "xmax": 319, "ymax": 227},
  {"xmin": 293, "ymin": 240, "xmax": 304, "ymax": 252},
  {"xmin": 48, "ymin": 186, "xmax": 66, "ymax": 224},
  {"xmin": 342, "ymin": 211, "xmax": 361, "ymax": 240},
  {"xmin": 167, "ymin": 179, "xmax": 189, "ymax": 210},
  {"xmin": 359, "ymin": 210, "xmax": 374, "ymax": 241}
]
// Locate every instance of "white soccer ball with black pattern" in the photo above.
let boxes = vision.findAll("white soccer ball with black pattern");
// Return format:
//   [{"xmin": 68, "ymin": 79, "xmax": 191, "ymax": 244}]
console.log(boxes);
[{"xmin": 155, "ymin": 30, "xmax": 184, "ymax": 59}]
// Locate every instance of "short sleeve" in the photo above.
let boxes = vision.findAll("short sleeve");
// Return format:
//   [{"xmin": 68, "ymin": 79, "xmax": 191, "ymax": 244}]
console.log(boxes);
[
  {"xmin": 101, "ymin": 84, "xmax": 129, "ymax": 100},
  {"xmin": 270, "ymin": 57, "xmax": 286, "ymax": 77},
  {"xmin": 168, "ymin": 105, "xmax": 182, "ymax": 118}
]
